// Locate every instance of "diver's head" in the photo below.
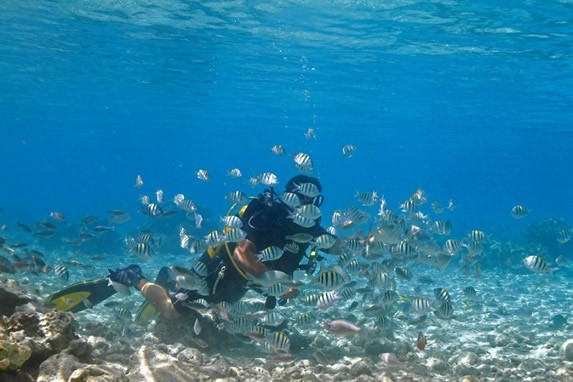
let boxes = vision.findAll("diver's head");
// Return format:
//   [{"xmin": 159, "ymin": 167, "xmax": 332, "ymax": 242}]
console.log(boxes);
[{"xmin": 285, "ymin": 175, "xmax": 324, "ymax": 207}]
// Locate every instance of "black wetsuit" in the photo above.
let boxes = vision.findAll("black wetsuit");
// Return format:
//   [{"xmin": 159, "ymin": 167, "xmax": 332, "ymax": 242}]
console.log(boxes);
[{"xmin": 173, "ymin": 190, "xmax": 329, "ymax": 311}]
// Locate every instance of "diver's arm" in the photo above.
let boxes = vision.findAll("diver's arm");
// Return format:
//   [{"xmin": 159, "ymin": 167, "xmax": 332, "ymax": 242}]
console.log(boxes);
[
  {"xmin": 136, "ymin": 279, "xmax": 181, "ymax": 320},
  {"xmin": 233, "ymin": 239, "xmax": 269, "ymax": 277}
]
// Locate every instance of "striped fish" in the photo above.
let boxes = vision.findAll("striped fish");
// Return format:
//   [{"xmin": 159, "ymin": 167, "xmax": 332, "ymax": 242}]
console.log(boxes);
[
  {"xmin": 523, "ymin": 255, "xmax": 554, "ymax": 273},
  {"xmin": 295, "ymin": 204, "xmax": 322, "ymax": 220},
  {"xmin": 356, "ymin": 191, "xmax": 378, "ymax": 207},
  {"xmin": 295, "ymin": 312, "xmax": 315, "ymax": 327},
  {"xmin": 342, "ymin": 144, "xmax": 357, "ymax": 158},
  {"xmin": 54, "ymin": 264, "xmax": 69, "ymax": 281},
  {"xmin": 257, "ymin": 246, "xmax": 284, "ymax": 262},
  {"xmin": 287, "ymin": 213, "xmax": 316, "ymax": 228},
  {"xmin": 410, "ymin": 297, "xmax": 433, "ymax": 314},
  {"xmin": 316, "ymin": 290, "xmax": 339, "ymax": 310},
  {"xmin": 220, "ymin": 215, "xmax": 243, "ymax": 228},
  {"xmin": 115, "ymin": 307, "xmax": 132, "ymax": 321},
  {"xmin": 293, "ymin": 182, "xmax": 320, "ymax": 198},
  {"xmin": 226, "ymin": 191, "xmax": 248, "ymax": 203},
  {"xmin": 224, "ymin": 228, "xmax": 248, "ymax": 243},
  {"xmin": 463, "ymin": 286, "xmax": 477, "ymax": 298},
  {"xmin": 258, "ymin": 172, "xmax": 279, "ymax": 187},
  {"xmin": 266, "ymin": 331, "xmax": 291, "ymax": 353},
  {"xmin": 434, "ymin": 301, "xmax": 454, "ymax": 319},
  {"xmin": 511, "ymin": 205, "xmax": 528, "ymax": 219},
  {"xmin": 303, "ymin": 293, "xmax": 319, "ymax": 306},
  {"xmin": 433, "ymin": 287, "xmax": 451, "ymax": 303},
  {"xmin": 280, "ymin": 192, "xmax": 301, "ymax": 208}
]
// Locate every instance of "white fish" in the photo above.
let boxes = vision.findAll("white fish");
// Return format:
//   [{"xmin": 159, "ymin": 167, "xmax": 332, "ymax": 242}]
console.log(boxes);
[
  {"xmin": 271, "ymin": 144, "xmax": 285, "ymax": 156},
  {"xmin": 293, "ymin": 152, "xmax": 314, "ymax": 173},
  {"xmin": 316, "ymin": 290, "xmax": 339, "ymax": 310},
  {"xmin": 295, "ymin": 204, "xmax": 321, "ymax": 220},
  {"xmin": 312, "ymin": 234, "xmax": 336, "ymax": 249},
  {"xmin": 257, "ymin": 246, "xmax": 284, "ymax": 262},
  {"xmin": 287, "ymin": 213, "xmax": 316, "ymax": 228},
  {"xmin": 220, "ymin": 215, "xmax": 243, "ymax": 228},
  {"xmin": 108, "ymin": 277, "xmax": 130, "ymax": 296},
  {"xmin": 259, "ymin": 172, "xmax": 279, "ymax": 187},
  {"xmin": 135, "ymin": 175, "xmax": 144, "ymax": 188},
  {"xmin": 356, "ymin": 191, "xmax": 378, "ymax": 207},
  {"xmin": 196, "ymin": 169, "xmax": 209, "ymax": 181},
  {"xmin": 280, "ymin": 192, "xmax": 301, "ymax": 208},
  {"xmin": 206, "ymin": 230, "xmax": 224, "ymax": 246},
  {"xmin": 342, "ymin": 144, "xmax": 357, "ymax": 158},
  {"xmin": 523, "ymin": 255, "xmax": 555, "ymax": 273},
  {"xmin": 194, "ymin": 212, "xmax": 203, "ymax": 229},
  {"xmin": 293, "ymin": 182, "xmax": 320, "ymax": 198},
  {"xmin": 322, "ymin": 320, "xmax": 362, "ymax": 336},
  {"xmin": 249, "ymin": 270, "xmax": 291, "ymax": 287},
  {"xmin": 285, "ymin": 233, "xmax": 314, "ymax": 243},
  {"xmin": 155, "ymin": 189, "xmax": 164, "ymax": 204},
  {"xmin": 193, "ymin": 319, "xmax": 202, "ymax": 335},
  {"xmin": 511, "ymin": 205, "xmax": 528, "ymax": 219},
  {"xmin": 226, "ymin": 190, "xmax": 248, "ymax": 203},
  {"xmin": 228, "ymin": 168, "xmax": 242, "ymax": 178},
  {"xmin": 305, "ymin": 128, "xmax": 316, "ymax": 140},
  {"xmin": 224, "ymin": 228, "xmax": 247, "ymax": 243}
]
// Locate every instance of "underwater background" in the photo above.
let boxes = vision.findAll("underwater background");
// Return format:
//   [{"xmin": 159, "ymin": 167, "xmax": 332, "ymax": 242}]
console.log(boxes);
[{"xmin": 1, "ymin": 1, "xmax": 573, "ymax": 381}]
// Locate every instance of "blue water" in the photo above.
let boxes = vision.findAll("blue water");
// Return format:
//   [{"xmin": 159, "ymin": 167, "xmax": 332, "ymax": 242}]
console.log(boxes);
[{"xmin": 1, "ymin": 0, "xmax": 573, "ymax": 242}]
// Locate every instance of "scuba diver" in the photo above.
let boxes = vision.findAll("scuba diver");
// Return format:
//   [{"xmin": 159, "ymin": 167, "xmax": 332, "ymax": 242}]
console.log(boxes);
[{"xmin": 47, "ymin": 175, "xmax": 344, "ymax": 320}]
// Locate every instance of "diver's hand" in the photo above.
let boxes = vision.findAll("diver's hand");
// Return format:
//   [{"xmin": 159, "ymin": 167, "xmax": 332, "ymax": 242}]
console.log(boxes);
[{"xmin": 108, "ymin": 264, "xmax": 144, "ymax": 288}]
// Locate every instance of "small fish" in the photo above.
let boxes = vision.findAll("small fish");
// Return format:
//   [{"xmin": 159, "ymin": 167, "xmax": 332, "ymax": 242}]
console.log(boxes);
[
  {"xmin": 194, "ymin": 212, "xmax": 203, "ymax": 229},
  {"xmin": 433, "ymin": 287, "xmax": 451, "ymax": 303},
  {"xmin": 379, "ymin": 353, "xmax": 405, "ymax": 367},
  {"xmin": 304, "ymin": 127, "xmax": 316, "ymax": 140},
  {"xmin": 323, "ymin": 320, "xmax": 362, "ymax": 336},
  {"xmin": 463, "ymin": 286, "xmax": 477, "ymax": 298},
  {"xmin": 227, "ymin": 168, "xmax": 242, "ymax": 178},
  {"xmin": 511, "ymin": 205, "xmax": 528, "ymax": 219},
  {"xmin": 293, "ymin": 182, "xmax": 320, "ymax": 198},
  {"xmin": 271, "ymin": 144, "xmax": 285, "ymax": 156},
  {"xmin": 192, "ymin": 261, "xmax": 208, "ymax": 277},
  {"xmin": 130, "ymin": 242, "xmax": 153, "ymax": 260},
  {"xmin": 265, "ymin": 331, "xmax": 291, "ymax": 353},
  {"xmin": 50, "ymin": 211, "xmax": 66, "ymax": 221},
  {"xmin": 303, "ymin": 293, "xmax": 319, "ymax": 306},
  {"xmin": 468, "ymin": 230, "xmax": 486, "ymax": 242},
  {"xmin": 287, "ymin": 213, "xmax": 316, "ymax": 228},
  {"xmin": 557, "ymin": 228, "xmax": 572, "ymax": 244},
  {"xmin": 115, "ymin": 307, "xmax": 132, "ymax": 321},
  {"xmin": 206, "ymin": 230, "xmax": 224, "ymax": 246},
  {"xmin": 395, "ymin": 267, "xmax": 413, "ymax": 281},
  {"xmin": 135, "ymin": 175, "xmax": 144, "ymax": 188},
  {"xmin": 295, "ymin": 204, "xmax": 322, "ymax": 220},
  {"xmin": 316, "ymin": 290, "xmax": 339, "ymax": 310},
  {"xmin": 94, "ymin": 225, "xmax": 115, "ymax": 233},
  {"xmin": 220, "ymin": 215, "xmax": 243, "ymax": 228},
  {"xmin": 257, "ymin": 246, "xmax": 284, "ymax": 262},
  {"xmin": 293, "ymin": 152, "xmax": 314, "ymax": 173},
  {"xmin": 224, "ymin": 228, "xmax": 247, "ymax": 243},
  {"xmin": 54, "ymin": 264, "xmax": 69, "ymax": 281},
  {"xmin": 17, "ymin": 222, "xmax": 32, "ymax": 232},
  {"xmin": 258, "ymin": 172, "xmax": 279, "ymax": 187},
  {"xmin": 248, "ymin": 177, "xmax": 260, "ymax": 187},
  {"xmin": 142, "ymin": 203, "xmax": 163, "ymax": 217},
  {"xmin": 295, "ymin": 312, "xmax": 315, "ymax": 327},
  {"xmin": 81, "ymin": 215, "xmax": 98, "ymax": 225},
  {"xmin": 444, "ymin": 239, "xmax": 461, "ymax": 254},
  {"xmin": 312, "ymin": 234, "xmax": 336, "ymax": 249},
  {"xmin": 193, "ymin": 318, "xmax": 202, "ymax": 335},
  {"xmin": 434, "ymin": 301, "xmax": 454, "ymax": 320},
  {"xmin": 416, "ymin": 332, "xmax": 427, "ymax": 351},
  {"xmin": 548, "ymin": 314, "xmax": 568, "ymax": 330},
  {"xmin": 356, "ymin": 191, "xmax": 378, "ymax": 207},
  {"xmin": 285, "ymin": 233, "xmax": 314, "ymax": 243},
  {"xmin": 410, "ymin": 297, "xmax": 432, "ymax": 314},
  {"xmin": 280, "ymin": 192, "xmax": 301, "ymax": 208},
  {"xmin": 226, "ymin": 190, "xmax": 248, "ymax": 203},
  {"xmin": 196, "ymin": 169, "xmax": 210, "ymax": 181},
  {"xmin": 316, "ymin": 268, "xmax": 350, "ymax": 290},
  {"xmin": 249, "ymin": 270, "xmax": 291, "ymax": 288},
  {"xmin": 107, "ymin": 276, "xmax": 130, "ymax": 295},
  {"xmin": 342, "ymin": 144, "xmax": 357, "ymax": 158},
  {"xmin": 523, "ymin": 255, "xmax": 555, "ymax": 273},
  {"xmin": 156, "ymin": 189, "xmax": 164, "ymax": 204}
]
